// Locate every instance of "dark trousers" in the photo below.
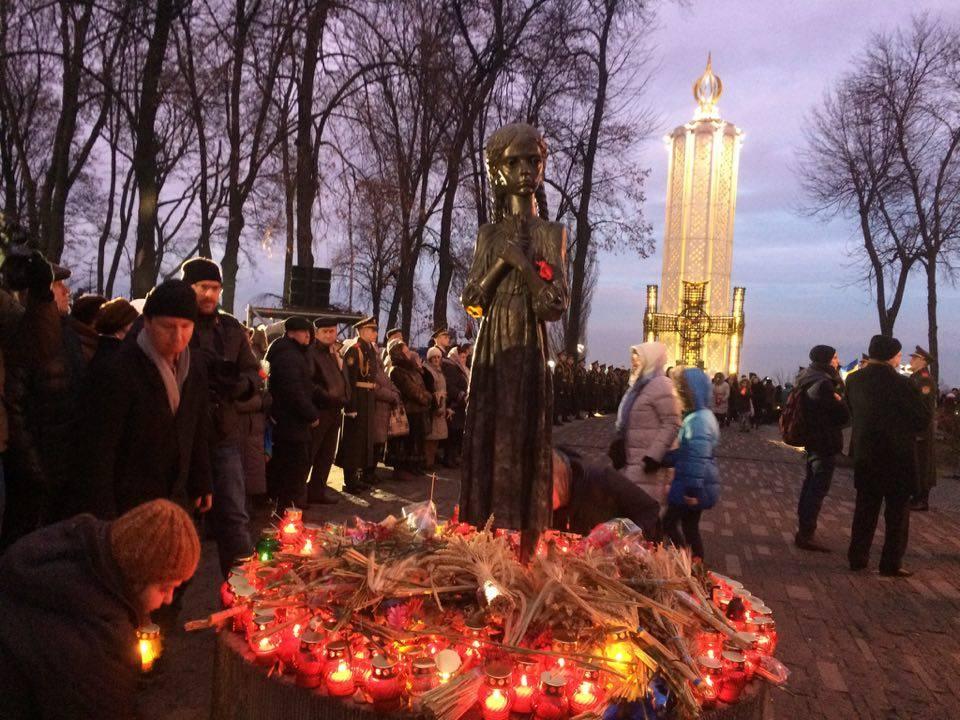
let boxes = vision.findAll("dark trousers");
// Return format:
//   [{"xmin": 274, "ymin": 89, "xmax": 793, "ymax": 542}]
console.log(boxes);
[
  {"xmin": 662, "ymin": 504, "xmax": 704, "ymax": 560},
  {"xmin": 268, "ymin": 437, "xmax": 312, "ymax": 510},
  {"xmin": 210, "ymin": 443, "xmax": 252, "ymax": 577},
  {"xmin": 797, "ymin": 451, "xmax": 835, "ymax": 539},
  {"xmin": 307, "ymin": 412, "xmax": 341, "ymax": 502},
  {"xmin": 848, "ymin": 485, "xmax": 911, "ymax": 572}
]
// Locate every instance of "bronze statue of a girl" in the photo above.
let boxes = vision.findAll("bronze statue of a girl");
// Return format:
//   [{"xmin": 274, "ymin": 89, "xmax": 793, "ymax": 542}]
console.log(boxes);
[{"xmin": 459, "ymin": 123, "xmax": 569, "ymax": 559}]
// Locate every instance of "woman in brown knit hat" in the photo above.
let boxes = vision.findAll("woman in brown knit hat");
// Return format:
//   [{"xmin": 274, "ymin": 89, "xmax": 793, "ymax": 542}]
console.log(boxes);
[{"xmin": 0, "ymin": 499, "xmax": 200, "ymax": 719}]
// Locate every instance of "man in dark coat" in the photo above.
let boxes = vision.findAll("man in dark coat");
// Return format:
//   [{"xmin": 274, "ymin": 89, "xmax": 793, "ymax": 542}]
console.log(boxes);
[
  {"xmin": 442, "ymin": 344, "xmax": 470, "ymax": 468},
  {"xmin": 907, "ymin": 346, "xmax": 937, "ymax": 511},
  {"xmin": 0, "ymin": 499, "xmax": 200, "ymax": 720},
  {"xmin": 551, "ymin": 447, "xmax": 660, "ymax": 540},
  {"xmin": 307, "ymin": 317, "xmax": 349, "ymax": 505},
  {"xmin": 265, "ymin": 316, "xmax": 320, "ymax": 510},
  {"xmin": 181, "ymin": 257, "xmax": 261, "ymax": 575},
  {"xmin": 846, "ymin": 335, "xmax": 933, "ymax": 577},
  {"xmin": 1, "ymin": 252, "xmax": 85, "ymax": 545},
  {"xmin": 336, "ymin": 316, "xmax": 379, "ymax": 494},
  {"xmin": 77, "ymin": 280, "xmax": 213, "ymax": 519},
  {"xmin": 795, "ymin": 345, "xmax": 850, "ymax": 552}
]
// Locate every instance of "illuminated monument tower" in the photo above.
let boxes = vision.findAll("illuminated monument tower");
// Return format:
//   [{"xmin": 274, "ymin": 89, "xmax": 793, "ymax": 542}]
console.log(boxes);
[{"xmin": 644, "ymin": 55, "xmax": 745, "ymax": 374}]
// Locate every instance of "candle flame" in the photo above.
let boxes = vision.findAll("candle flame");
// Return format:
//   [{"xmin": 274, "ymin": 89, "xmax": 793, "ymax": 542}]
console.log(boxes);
[
  {"xmin": 138, "ymin": 639, "xmax": 157, "ymax": 672},
  {"xmin": 302, "ymin": 539, "xmax": 313, "ymax": 555},
  {"xmin": 520, "ymin": 673, "xmax": 528, "ymax": 687},
  {"xmin": 283, "ymin": 522, "xmax": 297, "ymax": 534}
]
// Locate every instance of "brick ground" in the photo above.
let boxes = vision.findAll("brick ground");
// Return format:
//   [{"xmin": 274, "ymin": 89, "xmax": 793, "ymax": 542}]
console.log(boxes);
[{"xmin": 143, "ymin": 416, "xmax": 960, "ymax": 720}]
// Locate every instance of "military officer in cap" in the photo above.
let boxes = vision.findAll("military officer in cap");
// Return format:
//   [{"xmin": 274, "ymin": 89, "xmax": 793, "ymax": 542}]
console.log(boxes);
[
  {"xmin": 382, "ymin": 327, "xmax": 403, "ymax": 365},
  {"xmin": 265, "ymin": 316, "xmax": 320, "ymax": 510},
  {"xmin": 336, "ymin": 316, "xmax": 379, "ymax": 493},
  {"xmin": 429, "ymin": 327, "xmax": 451, "ymax": 354},
  {"xmin": 307, "ymin": 317, "xmax": 349, "ymax": 505},
  {"xmin": 908, "ymin": 346, "xmax": 938, "ymax": 511}
]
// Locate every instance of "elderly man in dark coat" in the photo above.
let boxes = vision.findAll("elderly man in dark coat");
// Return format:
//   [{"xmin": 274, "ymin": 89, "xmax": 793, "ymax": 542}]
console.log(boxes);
[
  {"xmin": 76, "ymin": 280, "xmax": 213, "ymax": 519},
  {"xmin": 907, "ymin": 346, "xmax": 937, "ymax": 511},
  {"xmin": 307, "ymin": 317, "xmax": 349, "ymax": 505},
  {"xmin": 181, "ymin": 257, "xmax": 262, "ymax": 575},
  {"xmin": 336, "ymin": 316, "xmax": 380, "ymax": 494},
  {"xmin": 846, "ymin": 335, "xmax": 933, "ymax": 577},
  {"xmin": 265, "ymin": 317, "xmax": 320, "ymax": 510}
]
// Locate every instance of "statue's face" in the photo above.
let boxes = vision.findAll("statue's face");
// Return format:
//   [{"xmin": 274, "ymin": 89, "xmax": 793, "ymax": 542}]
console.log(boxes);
[{"xmin": 497, "ymin": 136, "xmax": 544, "ymax": 196}]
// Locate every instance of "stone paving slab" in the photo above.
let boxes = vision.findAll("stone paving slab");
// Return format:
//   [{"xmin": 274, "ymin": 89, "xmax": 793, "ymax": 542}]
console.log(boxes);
[{"xmin": 142, "ymin": 416, "xmax": 960, "ymax": 720}]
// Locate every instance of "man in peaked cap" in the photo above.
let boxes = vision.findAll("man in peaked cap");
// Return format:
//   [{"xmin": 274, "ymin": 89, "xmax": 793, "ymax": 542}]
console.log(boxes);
[
  {"xmin": 908, "ymin": 346, "xmax": 937, "ymax": 511},
  {"xmin": 307, "ymin": 317, "xmax": 349, "ymax": 505},
  {"xmin": 845, "ymin": 335, "xmax": 932, "ymax": 577},
  {"xmin": 382, "ymin": 327, "xmax": 403, "ymax": 364},
  {"xmin": 335, "ymin": 316, "xmax": 380, "ymax": 493},
  {"xmin": 429, "ymin": 327, "xmax": 451, "ymax": 353}
]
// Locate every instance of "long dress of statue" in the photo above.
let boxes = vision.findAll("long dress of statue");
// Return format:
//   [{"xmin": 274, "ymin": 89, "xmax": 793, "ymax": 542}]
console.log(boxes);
[{"xmin": 459, "ymin": 124, "xmax": 568, "ymax": 552}]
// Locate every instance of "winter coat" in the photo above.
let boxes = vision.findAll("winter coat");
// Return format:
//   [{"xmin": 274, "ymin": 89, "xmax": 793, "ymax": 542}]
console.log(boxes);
[
  {"xmin": 796, "ymin": 363, "xmax": 849, "ymax": 455},
  {"xmin": 190, "ymin": 311, "xmax": 262, "ymax": 446},
  {"xmin": 310, "ymin": 341, "xmax": 349, "ymax": 411},
  {"xmin": 372, "ymin": 358, "xmax": 401, "ymax": 446},
  {"xmin": 265, "ymin": 336, "xmax": 320, "ymax": 445},
  {"xmin": 234, "ymin": 370, "xmax": 270, "ymax": 496},
  {"xmin": 442, "ymin": 356, "xmax": 469, "ymax": 432},
  {"xmin": 75, "ymin": 341, "xmax": 212, "ymax": 519},
  {"xmin": 663, "ymin": 369, "xmax": 720, "ymax": 509},
  {"xmin": 422, "ymin": 362, "xmax": 448, "ymax": 441},
  {"xmin": 712, "ymin": 381, "xmax": 730, "ymax": 415},
  {"xmin": 620, "ymin": 352, "xmax": 681, "ymax": 496},
  {"xmin": 911, "ymin": 368, "xmax": 938, "ymax": 493},
  {"xmin": 336, "ymin": 339, "xmax": 379, "ymax": 469},
  {"xmin": 846, "ymin": 362, "xmax": 932, "ymax": 496},
  {"xmin": 390, "ymin": 353, "xmax": 432, "ymax": 415},
  {"xmin": 730, "ymin": 384, "xmax": 752, "ymax": 416},
  {"xmin": 0, "ymin": 515, "xmax": 142, "ymax": 720}
]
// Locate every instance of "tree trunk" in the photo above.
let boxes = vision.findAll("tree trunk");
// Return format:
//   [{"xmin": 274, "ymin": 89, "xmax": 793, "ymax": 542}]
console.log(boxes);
[
  {"xmin": 565, "ymin": 4, "xmax": 612, "ymax": 356},
  {"xmin": 432, "ymin": 153, "xmax": 462, "ymax": 330},
  {"xmin": 130, "ymin": 0, "xmax": 177, "ymax": 297},
  {"xmin": 294, "ymin": 1, "xmax": 328, "ymax": 269},
  {"xmin": 925, "ymin": 254, "xmax": 939, "ymax": 385}
]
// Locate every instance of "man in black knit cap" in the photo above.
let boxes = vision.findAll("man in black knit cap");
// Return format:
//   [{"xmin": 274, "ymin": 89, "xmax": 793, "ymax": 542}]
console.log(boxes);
[
  {"xmin": 180, "ymin": 257, "xmax": 262, "ymax": 576},
  {"xmin": 846, "ymin": 335, "xmax": 932, "ymax": 577},
  {"xmin": 794, "ymin": 344, "xmax": 849, "ymax": 552}
]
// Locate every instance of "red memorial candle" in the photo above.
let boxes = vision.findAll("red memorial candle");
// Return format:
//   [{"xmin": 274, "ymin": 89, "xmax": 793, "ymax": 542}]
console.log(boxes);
[
  {"xmin": 478, "ymin": 663, "xmax": 514, "ymax": 720},
  {"xmin": 533, "ymin": 671, "xmax": 569, "ymax": 720}
]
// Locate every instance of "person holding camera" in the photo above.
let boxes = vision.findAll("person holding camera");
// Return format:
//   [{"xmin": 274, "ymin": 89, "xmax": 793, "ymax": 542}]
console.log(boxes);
[{"xmin": 179, "ymin": 258, "xmax": 262, "ymax": 577}]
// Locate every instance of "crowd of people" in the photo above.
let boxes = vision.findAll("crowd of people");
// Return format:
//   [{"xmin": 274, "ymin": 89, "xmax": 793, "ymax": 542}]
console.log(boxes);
[{"xmin": 551, "ymin": 354, "xmax": 629, "ymax": 422}]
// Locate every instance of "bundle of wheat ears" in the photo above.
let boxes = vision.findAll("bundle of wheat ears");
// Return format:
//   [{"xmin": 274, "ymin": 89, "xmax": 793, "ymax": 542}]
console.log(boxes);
[{"xmin": 189, "ymin": 515, "xmax": 776, "ymax": 720}]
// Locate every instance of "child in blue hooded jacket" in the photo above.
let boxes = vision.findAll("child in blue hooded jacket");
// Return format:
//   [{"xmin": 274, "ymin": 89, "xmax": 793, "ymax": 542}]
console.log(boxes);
[{"xmin": 660, "ymin": 367, "xmax": 720, "ymax": 560}]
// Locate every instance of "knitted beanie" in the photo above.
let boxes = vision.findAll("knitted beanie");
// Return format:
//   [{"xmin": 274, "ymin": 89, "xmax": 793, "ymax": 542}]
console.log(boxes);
[
  {"xmin": 426, "ymin": 346, "xmax": 443, "ymax": 361},
  {"xmin": 143, "ymin": 279, "xmax": 198, "ymax": 322},
  {"xmin": 94, "ymin": 297, "xmax": 140, "ymax": 335},
  {"xmin": 867, "ymin": 334, "xmax": 902, "ymax": 362},
  {"xmin": 109, "ymin": 499, "xmax": 200, "ymax": 587},
  {"xmin": 808, "ymin": 344, "xmax": 836, "ymax": 364},
  {"xmin": 180, "ymin": 257, "xmax": 223, "ymax": 285}
]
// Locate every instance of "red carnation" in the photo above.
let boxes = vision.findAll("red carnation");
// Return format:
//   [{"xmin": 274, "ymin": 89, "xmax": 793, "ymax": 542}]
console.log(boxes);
[{"xmin": 535, "ymin": 260, "xmax": 554, "ymax": 282}]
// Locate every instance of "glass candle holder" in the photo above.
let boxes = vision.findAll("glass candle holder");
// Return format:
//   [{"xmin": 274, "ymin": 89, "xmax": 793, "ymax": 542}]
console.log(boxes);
[
  {"xmin": 718, "ymin": 650, "xmax": 747, "ymax": 703},
  {"xmin": 295, "ymin": 630, "xmax": 325, "ymax": 687},
  {"xmin": 753, "ymin": 617, "xmax": 778, "ymax": 654},
  {"xmin": 478, "ymin": 662, "xmax": 514, "ymax": 720},
  {"xmin": 550, "ymin": 631, "xmax": 578, "ymax": 678},
  {"xmin": 255, "ymin": 528, "xmax": 281, "ymax": 562},
  {"xmin": 696, "ymin": 631, "xmax": 725, "ymax": 661},
  {"xmin": 697, "ymin": 655, "xmax": 722, "ymax": 705},
  {"xmin": 367, "ymin": 655, "xmax": 403, "ymax": 711},
  {"xmin": 408, "ymin": 656, "xmax": 438, "ymax": 697},
  {"xmin": 603, "ymin": 627, "xmax": 635, "ymax": 674},
  {"xmin": 136, "ymin": 624, "xmax": 162, "ymax": 673},
  {"xmin": 459, "ymin": 615, "xmax": 487, "ymax": 664},
  {"xmin": 569, "ymin": 677, "xmax": 601, "ymax": 714},
  {"xmin": 513, "ymin": 657, "xmax": 539, "ymax": 714},
  {"xmin": 324, "ymin": 640, "xmax": 355, "ymax": 697},
  {"xmin": 533, "ymin": 671, "xmax": 569, "ymax": 720}
]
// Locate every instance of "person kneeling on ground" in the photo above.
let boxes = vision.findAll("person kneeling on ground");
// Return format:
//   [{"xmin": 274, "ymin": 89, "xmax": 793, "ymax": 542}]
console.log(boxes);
[
  {"xmin": 660, "ymin": 367, "xmax": 720, "ymax": 562},
  {"xmin": 0, "ymin": 499, "xmax": 200, "ymax": 719},
  {"xmin": 551, "ymin": 446, "xmax": 660, "ymax": 541}
]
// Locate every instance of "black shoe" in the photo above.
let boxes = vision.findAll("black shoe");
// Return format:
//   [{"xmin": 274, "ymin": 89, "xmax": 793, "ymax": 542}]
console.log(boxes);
[
  {"xmin": 909, "ymin": 501, "xmax": 929, "ymax": 512},
  {"xmin": 343, "ymin": 482, "xmax": 367, "ymax": 495},
  {"xmin": 879, "ymin": 567, "xmax": 914, "ymax": 578},
  {"xmin": 310, "ymin": 488, "xmax": 340, "ymax": 505},
  {"xmin": 795, "ymin": 534, "xmax": 831, "ymax": 553},
  {"xmin": 849, "ymin": 565, "xmax": 868, "ymax": 573}
]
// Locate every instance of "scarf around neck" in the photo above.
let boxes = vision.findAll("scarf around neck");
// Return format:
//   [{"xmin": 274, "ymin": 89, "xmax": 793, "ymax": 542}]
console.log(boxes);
[{"xmin": 138, "ymin": 329, "xmax": 191, "ymax": 414}]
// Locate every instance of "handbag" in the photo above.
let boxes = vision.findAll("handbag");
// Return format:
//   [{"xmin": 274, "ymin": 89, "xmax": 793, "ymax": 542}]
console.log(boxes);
[{"xmin": 388, "ymin": 403, "xmax": 410, "ymax": 437}]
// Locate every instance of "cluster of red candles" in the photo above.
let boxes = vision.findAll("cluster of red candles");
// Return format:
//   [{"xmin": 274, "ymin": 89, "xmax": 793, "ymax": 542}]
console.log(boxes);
[{"xmin": 219, "ymin": 510, "xmax": 780, "ymax": 716}]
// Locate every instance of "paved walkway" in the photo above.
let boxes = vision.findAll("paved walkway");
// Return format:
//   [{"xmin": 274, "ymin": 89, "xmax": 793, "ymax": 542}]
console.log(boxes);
[{"xmin": 144, "ymin": 416, "xmax": 960, "ymax": 720}]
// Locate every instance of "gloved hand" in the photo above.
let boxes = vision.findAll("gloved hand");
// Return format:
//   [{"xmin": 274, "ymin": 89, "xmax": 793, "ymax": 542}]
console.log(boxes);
[
  {"xmin": 642, "ymin": 456, "xmax": 662, "ymax": 473},
  {"xmin": 2, "ymin": 248, "xmax": 54, "ymax": 294}
]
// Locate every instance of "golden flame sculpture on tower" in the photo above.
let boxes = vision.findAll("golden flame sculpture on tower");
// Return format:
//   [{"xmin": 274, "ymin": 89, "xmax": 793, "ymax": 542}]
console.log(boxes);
[{"xmin": 644, "ymin": 55, "xmax": 746, "ymax": 375}]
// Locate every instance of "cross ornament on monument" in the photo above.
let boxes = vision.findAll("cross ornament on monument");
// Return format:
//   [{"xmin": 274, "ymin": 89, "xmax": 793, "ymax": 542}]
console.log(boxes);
[{"xmin": 644, "ymin": 281, "xmax": 745, "ymax": 372}]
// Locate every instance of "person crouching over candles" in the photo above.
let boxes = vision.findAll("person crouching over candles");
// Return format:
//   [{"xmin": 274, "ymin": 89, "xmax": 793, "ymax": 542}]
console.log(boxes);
[{"xmin": 0, "ymin": 499, "xmax": 200, "ymax": 719}]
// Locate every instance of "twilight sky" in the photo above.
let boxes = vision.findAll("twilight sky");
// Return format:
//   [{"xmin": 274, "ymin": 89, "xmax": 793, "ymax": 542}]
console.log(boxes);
[
  {"xmin": 234, "ymin": 1, "xmax": 960, "ymax": 385},
  {"xmin": 583, "ymin": 0, "xmax": 960, "ymax": 385}
]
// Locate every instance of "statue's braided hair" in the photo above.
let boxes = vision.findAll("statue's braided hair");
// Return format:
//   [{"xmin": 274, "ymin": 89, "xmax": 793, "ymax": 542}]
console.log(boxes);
[{"xmin": 484, "ymin": 123, "xmax": 549, "ymax": 223}]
